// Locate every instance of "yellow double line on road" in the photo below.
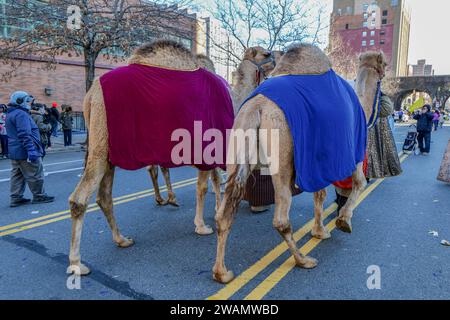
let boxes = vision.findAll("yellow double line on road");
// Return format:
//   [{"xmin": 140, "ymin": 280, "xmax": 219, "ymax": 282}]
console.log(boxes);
[
  {"xmin": 0, "ymin": 176, "xmax": 198, "ymax": 237},
  {"xmin": 208, "ymin": 153, "xmax": 409, "ymax": 300}
]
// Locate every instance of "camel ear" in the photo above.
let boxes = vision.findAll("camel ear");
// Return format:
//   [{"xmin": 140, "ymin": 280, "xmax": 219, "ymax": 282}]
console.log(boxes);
[{"xmin": 244, "ymin": 47, "xmax": 257, "ymax": 60}]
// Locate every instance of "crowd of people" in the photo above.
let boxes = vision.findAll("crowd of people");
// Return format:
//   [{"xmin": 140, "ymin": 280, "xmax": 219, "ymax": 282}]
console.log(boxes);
[{"xmin": 0, "ymin": 91, "xmax": 75, "ymax": 208}]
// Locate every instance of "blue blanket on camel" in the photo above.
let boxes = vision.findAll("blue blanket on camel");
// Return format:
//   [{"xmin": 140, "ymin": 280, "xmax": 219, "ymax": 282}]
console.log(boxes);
[{"xmin": 242, "ymin": 69, "xmax": 367, "ymax": 193}]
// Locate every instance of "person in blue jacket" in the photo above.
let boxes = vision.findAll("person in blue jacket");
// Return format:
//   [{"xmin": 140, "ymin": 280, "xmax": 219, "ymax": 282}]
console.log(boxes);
[{"xmin": 6, "ymin": 91, "xmax": 55, "ymax": 207}]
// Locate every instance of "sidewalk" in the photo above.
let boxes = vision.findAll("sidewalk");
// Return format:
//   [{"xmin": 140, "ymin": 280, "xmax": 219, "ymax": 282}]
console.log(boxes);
[{"xmin": 46, "ymin": 131, "xmax": 86, "ymax": 154}]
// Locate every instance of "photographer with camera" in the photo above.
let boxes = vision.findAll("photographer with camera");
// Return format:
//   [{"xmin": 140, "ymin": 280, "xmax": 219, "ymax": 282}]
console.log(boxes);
[
  {"xmin": 5, "ymin": 91, "xmax": 55, "ymax": 207},
  {"xmin": 31, "ymin": 102, "xmax": 52, "ymax": 150}
]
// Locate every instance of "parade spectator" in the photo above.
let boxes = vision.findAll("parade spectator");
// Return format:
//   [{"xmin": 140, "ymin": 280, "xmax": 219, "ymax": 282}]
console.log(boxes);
[
  {"xmin": 49, "ymin": 102, "xmax": 60, "ymax": 138},
  {"xmin": 30, "ymin": 103, "xmax": 52, "ymax": 149},
  {"xmin": 60, "ymin": 105, "xmax": 73, "ymax": 147},
  {"xmin": 6, "ymin": 91, "xmax": 55, "ymax": 207},
  {"xmin": 413, "ymin": 105, "xmax": 434, "ymax": 155},
  {"xmin": 0, "ymin": 104, "xmax": 8, "ymax": 158},
  {"xmin": 433, "ymin": 110, "xmax": 440, "ymax": 131}
]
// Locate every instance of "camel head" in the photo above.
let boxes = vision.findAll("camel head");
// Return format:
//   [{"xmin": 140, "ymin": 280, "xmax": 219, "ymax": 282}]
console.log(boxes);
[
  {"xmin": 243, "ymin": 46, "xmax": 279, "ymax": 81},
  {"xmin": 196, "ymin": 54, "xmax": 216, "ymax": 73},
  {"xmin": 358, "ymin": 51, "xmax": 387, "ymax": 79},
  {"xmin": 272, "ymin": 43, "xmax": 331, "ymax": 76}
]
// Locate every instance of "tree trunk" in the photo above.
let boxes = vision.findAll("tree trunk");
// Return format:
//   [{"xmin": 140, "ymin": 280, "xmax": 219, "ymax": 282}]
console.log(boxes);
[{"xmin": 84, "ymin": 50, "xmax": 98, "ymax": 92}]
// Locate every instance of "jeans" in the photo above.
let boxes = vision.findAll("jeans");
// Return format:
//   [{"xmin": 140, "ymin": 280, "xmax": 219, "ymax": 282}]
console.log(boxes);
[
  {"xmin": 0, "ymin": 134, "xmax": 8, "ymax": 156},
  {"xmin": 433, "ymin": 120, "xmax": 439, "ymax": 131},
  {"xmin": 10, "ymin": 157, "xmax": 46, "ymax": 201},
  {"xmin": 47, "ymin": 131, "xmax": 52, "ymax": 148},
  {"xmin": 63, "ymin": 129, "xmax": 72, "ymax": 146},
  {"xmin": 417, "ymin": 131, "xmax": 431, "ymax": 153}
]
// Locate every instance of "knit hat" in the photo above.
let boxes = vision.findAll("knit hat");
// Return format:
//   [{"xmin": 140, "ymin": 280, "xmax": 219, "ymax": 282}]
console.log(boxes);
[{"xmin": 52, "ymin": 102, "xmax": 58, "ymax": 108}]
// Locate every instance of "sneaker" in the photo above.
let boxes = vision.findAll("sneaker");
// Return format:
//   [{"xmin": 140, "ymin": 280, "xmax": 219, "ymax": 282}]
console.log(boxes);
[
  {"xmin": 422, "ymin": 152, "xmax": 429, "ymax": 156},
  {"xmin": 250, "ymin": 206, "xmax": 270, "ymax": 213},
  {"xmin": 32, "ymin": 195, "xmax": 55, "ymax": 204},
  {"xmin": 10, "ymin": 198, "xmax": 31, "ymax": 208}
]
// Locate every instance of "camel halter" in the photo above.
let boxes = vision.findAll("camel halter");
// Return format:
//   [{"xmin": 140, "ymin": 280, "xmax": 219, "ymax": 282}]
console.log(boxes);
[{"xmin": 246, "ymin": 53, "xmax": 277, "ymax": 85}]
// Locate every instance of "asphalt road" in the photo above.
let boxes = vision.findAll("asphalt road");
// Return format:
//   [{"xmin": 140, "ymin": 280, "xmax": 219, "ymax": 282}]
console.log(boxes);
[{"xmin": 0, "ymin": 126, "xmax": 448, "ymax": 300}]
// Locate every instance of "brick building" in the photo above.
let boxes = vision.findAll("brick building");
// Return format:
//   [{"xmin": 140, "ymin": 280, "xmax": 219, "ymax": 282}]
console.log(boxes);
[
  {"xmin": 0, "ymin": 2, "xmax": 202, "ymax": 112},
  {"xmin": 330, "ymin": 0, "xmax": 411, "ymax": 77}
]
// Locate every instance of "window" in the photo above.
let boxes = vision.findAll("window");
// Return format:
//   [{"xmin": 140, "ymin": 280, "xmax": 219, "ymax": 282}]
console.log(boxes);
[
  {"xmin": 363, "ymin": 21, "xmax": 368, "ymax": 28},
  {"xmin": 370, "ymin": 39, "xmax": 375, "ymax": 46},
  {"xmin": 362, "ymin": 40, "xmax": 367, "ymax": 46},
  {"xmin": 382, "ymin": 18, "xmax": 387, "ymax": 25},
  {"xmin": 380, "ymin": 30, "xmax": 386, "ymax": 35},
  {"xmin": 383, "ymin": 10, "xmax": 388, "ymax": 16},
  {"xmin": 363, "ymin": 4, "xmax": 369, "ymax": 12},
  {"xmin": 345, "ymin": 23, "xmax": 349, "ymax": 29},
  {"xmin": 346, "ymin": 6, "xmax": 352, "ymax": 14},
  {"xmin": 370, "ymin": 30, "xmax": 375, "ymax": 36},
  {"xmin": 371, "ymin": 20, "xmax": 376, "ymax": 27},
  {"xmin": 362, "ymin": 31, "xmax": 367, "ymax": 37},
  {"xmin": 372, "ymin": 11, "xmax": 376, "ymax": 18},
  {"xmin": 363, "ymin": 12, "xmax": 368, "ymax": 19},
  {"xmin": 380, "ymin": 39, "xmax": 385, "ymax": 45},
  {"xmin": 337, "ymin": 8, "xmax": 342, "ymax": 16}
]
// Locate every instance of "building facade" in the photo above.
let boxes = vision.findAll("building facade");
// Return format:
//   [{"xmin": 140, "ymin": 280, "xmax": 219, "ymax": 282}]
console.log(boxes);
[
  {"xmin": 0, "ymin": 1, "xmax": 201, "ymax": 112},
  {"xmin": 196, "ymin": 17, "xmax": 243, "ymax": 82},
  {"xmin": 409, "ymin": 59, "xmax": 434, "ymax": 76},
  {"xmin": 330, "ymin": 0, "xmax": 411, "ymax": 77}
]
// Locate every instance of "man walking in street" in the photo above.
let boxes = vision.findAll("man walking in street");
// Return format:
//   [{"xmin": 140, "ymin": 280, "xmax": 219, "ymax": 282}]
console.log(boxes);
[
  {"xmin": 6, "ymin": 91, "xmax": 55, "ymax": 207},
  {"xmin": 60, "ymin": 105, "xmax": 73, "ymax": 147},
  {"xmin": 413, "ymin": 104, "xmax": 434, "ymax": 155}
]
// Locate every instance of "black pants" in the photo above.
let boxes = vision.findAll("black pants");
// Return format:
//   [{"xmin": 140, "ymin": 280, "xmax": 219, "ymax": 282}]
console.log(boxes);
[
  {"xmin": 417, "ymin": 131, "xmax": 431, "ymax": 153},
  {"xmin": 63, "ymin": 129, "xmax": 72, "ymax": 146},
  {"xmin": 0, "ymin": 134, "xmax": 8, "ymax": 156}
]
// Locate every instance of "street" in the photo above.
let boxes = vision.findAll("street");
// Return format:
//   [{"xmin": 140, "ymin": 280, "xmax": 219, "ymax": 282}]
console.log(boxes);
[{"xmin": 0, "ymin": 126, "xmax": 449, "ymax": 300}]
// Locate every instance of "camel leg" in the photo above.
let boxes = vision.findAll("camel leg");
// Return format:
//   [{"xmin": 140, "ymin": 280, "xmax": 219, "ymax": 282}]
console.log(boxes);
[
  {"xmin": 161, "ymin": 167, "xmax": 179, "ymax": 207},
  {"xmin": 272, "ymin": 174, "xmax": 318, "ymax": 269},
  {"xmin": 148, "ymin": 165, "xmax": 166, "ymax": 205},
  {"xmin": 210, "ymin": 169, "xmax": 222, "ymax": 212},
  {"xmin": 67, "ymin": 158, "xmax": 108, "ymax": 276},
  {"xmin": 336, "ymin": 162, "xmax": 367, "ymax": 233},
  {"xmin": 96, "ymin": 162, "xmax": 134, "ymax": 248},
  {"xmin": 195, "ymin": 170, "xmax": 214, "ymax": 235},
  {"xmin": 311, "ymin": 189, "xmax": 331, "ymax": 239}
]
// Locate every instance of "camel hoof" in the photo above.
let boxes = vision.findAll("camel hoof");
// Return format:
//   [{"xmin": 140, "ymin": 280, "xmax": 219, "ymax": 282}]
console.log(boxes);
[
  {"xmin": 155, "ymin": 198, "xmax": 167, "ymax": 206},
  {"xmin": 195, "ymin": 225, "xmax": 214, "ymax": 236},
  {"xmin": 336, "ymin": 218, "xmax": 352, "ymax": 233},
  {"xmin": 296, "ymin": 256, "xmax": 318, "ymax": 269},
  {"xmin": 311, "ymin": 227, "xmax": 331, "ymax": 240},
  {"xmin": 168, "ymin": 199, "xmax": 180, "ymax": 207},
  {"xmin": 67, "ymin": 263, "xmax": 91, "ymax": 276},
  {"xmin": 116, "ymin": 236, "xmax": 135, "ymax": 248},
  {"xmin": 213, "ymin": 270, "xmax": 235, "ymax": 284}
]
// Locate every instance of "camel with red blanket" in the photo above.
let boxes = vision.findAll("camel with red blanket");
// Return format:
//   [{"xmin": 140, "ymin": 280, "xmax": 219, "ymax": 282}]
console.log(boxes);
[
  {"xmin": 67, "ymin": 40, "xmax": 238, "ymax": 276},
  {"xmin": 213, "ymin": 44, "xmax": 370, "ymax": 284}
]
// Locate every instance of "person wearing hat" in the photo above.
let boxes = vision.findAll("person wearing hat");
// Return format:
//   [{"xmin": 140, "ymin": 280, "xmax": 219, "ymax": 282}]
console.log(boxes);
[
  {"xmin": 0, "ymin": 104, "xmax": 8, "ymax": 158},
  {"xmin": 49, "ymin": 102, "xmax": 60, "ymax": 139},
  {"xmin": 413, "ymin": 104, "xmax": 434, "ymax": 155},
  {"xmin": 5, "ymin": 91, "xmax": 55, "ymax": 207}
]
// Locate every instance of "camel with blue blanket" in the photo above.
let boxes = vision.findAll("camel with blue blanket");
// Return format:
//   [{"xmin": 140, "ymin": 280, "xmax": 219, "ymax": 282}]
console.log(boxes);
[{"xmin": 213, "ymin": 44, "xmax": 373, "ymax": 284}]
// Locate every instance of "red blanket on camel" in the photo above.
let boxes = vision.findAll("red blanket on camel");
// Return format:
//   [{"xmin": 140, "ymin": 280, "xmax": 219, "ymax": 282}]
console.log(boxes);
[{"xmin": 100, "ymin": 64, "xmax": 234, "ymax": 171}]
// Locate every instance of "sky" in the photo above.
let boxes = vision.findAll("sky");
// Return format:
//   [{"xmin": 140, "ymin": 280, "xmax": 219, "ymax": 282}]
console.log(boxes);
[{"xmin": 195, "ymin": 0, "xmax": 450, "ymax": 75}]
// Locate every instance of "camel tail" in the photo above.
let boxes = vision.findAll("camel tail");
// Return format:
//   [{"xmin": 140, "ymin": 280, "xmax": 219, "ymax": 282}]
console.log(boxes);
[{"xmin": 224, "ymin": 103, "xmax": 261, "ymax": 214}]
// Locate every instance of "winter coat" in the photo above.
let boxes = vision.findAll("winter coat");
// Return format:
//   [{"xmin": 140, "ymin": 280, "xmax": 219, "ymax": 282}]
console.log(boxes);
[
  {"xmin": 6, "ymin": 105, "xmax": 44, "ymax": 160},
  {"xmin": 413, "ymin": 112, "xmax": 434, "ymax": 132},
  {"xmin": 31, "ymin": 110, "xmax": 51, "ymax": 146},
  {"xmin": 60, "ymin": 111, "xmax": 73, "ymax": 130},
  {"xmin": 0, "ymin": 113, "xmax": 6, "ymax": 135}
]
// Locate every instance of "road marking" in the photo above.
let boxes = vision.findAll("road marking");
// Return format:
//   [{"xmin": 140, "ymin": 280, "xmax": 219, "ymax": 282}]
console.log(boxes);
[
  {"xmin": 208, "ymin": 153, "xmax": 408, "ymax": 300},
  {"xmin": 0, "ymin": 167, "xmax": 85, "ymax": 182},
  {"xmin": 0, "ymin": 179, "xmax": 198, "ymax": 237},
  {"xmin": 0, "ymin": 159, "xmax": 84, "ymax": 172},
  {"xmin": 0, "ymin": 177, "xmax": 198, "ymax": 233},
  {"xmin": 243, "ymin": 154, "xmax": 409, "ymax": 300}
]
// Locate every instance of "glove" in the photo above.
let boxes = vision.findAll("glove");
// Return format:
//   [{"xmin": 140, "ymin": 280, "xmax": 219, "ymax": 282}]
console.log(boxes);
[{"xmin": 28, "ymin": 152, "xmax": 40, "ymax": 163}]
